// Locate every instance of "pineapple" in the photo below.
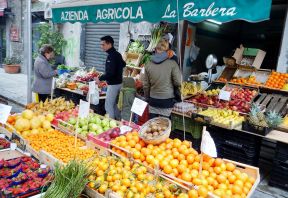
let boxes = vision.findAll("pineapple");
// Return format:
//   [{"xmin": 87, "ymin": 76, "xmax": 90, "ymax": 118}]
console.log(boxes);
[
  {"xmin": 266, "ymin": 111, "xmax": 283, "ymax": 128},
  {"xmin": 257, "ymin": 111, "xmax": 266, "ymax": 121},
  {"xmin": 248, "ymin": 103, "xmax": 260, "ymax": 125}
]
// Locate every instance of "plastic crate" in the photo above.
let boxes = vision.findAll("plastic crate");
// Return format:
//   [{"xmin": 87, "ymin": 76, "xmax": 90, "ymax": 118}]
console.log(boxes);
[{"xmin": 171, "ymin": 114, "xmax": 203, "ymax": 139}]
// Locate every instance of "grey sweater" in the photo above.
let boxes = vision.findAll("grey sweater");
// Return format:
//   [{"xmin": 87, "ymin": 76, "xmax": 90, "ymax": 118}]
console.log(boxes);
[
  {"xmin": 32, "ymin": 55, "xmax": 56, "ymax": 94},
  {"xmin": 143, "ymin": 57, "xmax": 181, "ymax": 99}
]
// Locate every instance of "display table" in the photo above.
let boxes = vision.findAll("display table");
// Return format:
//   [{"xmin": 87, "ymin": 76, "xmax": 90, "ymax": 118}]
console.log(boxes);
[{"xmin": 55, "ymin": 88, "xmax": 106, "ymax": 115}]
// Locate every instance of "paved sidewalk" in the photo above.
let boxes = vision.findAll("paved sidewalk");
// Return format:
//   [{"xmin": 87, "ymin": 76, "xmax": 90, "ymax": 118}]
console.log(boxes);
[{"xmin": 0, "ymin": 68, "xmax": 27, "ymax": 106}]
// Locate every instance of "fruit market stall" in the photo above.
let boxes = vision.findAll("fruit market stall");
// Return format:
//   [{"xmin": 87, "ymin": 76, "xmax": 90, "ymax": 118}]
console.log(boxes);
[{"xmin": 0, "ymin": 100, "xmax": 269, "ymax": 198}]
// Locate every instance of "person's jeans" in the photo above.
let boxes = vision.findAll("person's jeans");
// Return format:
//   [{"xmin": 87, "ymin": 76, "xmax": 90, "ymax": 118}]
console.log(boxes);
[{"xmin": 105, "ymin": 84, "xmax": 122, "ymax": 119}]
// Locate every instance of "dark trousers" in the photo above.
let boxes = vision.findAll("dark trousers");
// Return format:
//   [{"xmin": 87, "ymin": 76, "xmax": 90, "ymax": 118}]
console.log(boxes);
[{"xmin": 38, "ymin": 94, "xmax": 50, "ymax": 102}]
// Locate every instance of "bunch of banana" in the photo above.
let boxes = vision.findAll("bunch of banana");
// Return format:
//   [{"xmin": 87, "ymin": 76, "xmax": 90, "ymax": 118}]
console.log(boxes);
[
  {"xmin": 181, "ymin": 82, "xmax": 199, "ymax": 96},
  {"xmin": 26, "ymin": 97, "xmax": 75, "ymax": 115}
]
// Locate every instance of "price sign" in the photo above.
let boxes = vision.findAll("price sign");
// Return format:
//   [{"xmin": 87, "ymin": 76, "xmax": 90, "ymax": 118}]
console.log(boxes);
[
  {"xmin": 0, "ymin": 134, "xmax": 5, "ymax": 138},
  {"xmin": 200, "ymin": 129, "xmax": 217, "ymax": 157},
  {"xmin": 219, "ymin": 90, "xmax": 231, "ymax": 101},
  {"xmin": 78, "ymin": 100, "xmax": 90, "ymax": 119},
  {"xmin": 131, "ymin": 98, "xmax": 148, "ymax": 116},
  {"xmin": 11, "ymin": 133, "xmax": 26, "ymax": 151},
  {"xmin": 51, "ymin": 77, "xmax": 56, "ymax": 90},
  {"xmin": 89, "ymin": 81, "xmax": 96, "ymax": 95},
  {"xmin": 0, "ymin": 104, "xmax": 12, "ymax": 124}
]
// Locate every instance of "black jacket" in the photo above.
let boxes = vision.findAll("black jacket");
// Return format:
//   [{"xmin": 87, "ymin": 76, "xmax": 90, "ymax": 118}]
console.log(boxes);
[{"xmin": 99, "ymin": 47, "xmax": 126, "ymax": 85}]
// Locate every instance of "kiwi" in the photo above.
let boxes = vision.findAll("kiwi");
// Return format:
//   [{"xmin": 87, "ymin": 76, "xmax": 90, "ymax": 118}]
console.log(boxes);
[{"xmin": 153, "ymin": 132, "xmax": 159, "ymax": 136}]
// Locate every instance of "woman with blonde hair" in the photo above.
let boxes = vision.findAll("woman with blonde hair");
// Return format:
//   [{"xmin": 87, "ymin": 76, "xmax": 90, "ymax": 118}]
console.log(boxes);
[{"xmin": 143, "ymin": 39, "xmax": 181, "ymax": 119}]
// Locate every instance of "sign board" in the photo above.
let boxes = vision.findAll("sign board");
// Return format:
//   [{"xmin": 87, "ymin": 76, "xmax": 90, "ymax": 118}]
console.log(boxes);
[
  {"xmin": 78, "ymin": 100, "xmax": 90, "ymax": 119},
  {"xmin": 131, "ymin": 98, "xmax": 148, "ymax": 116},
  {"xmin": 52, "ymin": 0, "xmax": 272, "ymax": 24},
  {"xmin": 10, "ymin": 25, "xmax": 20, "ymax": 42},
  {"xmin": 219, "ymin": 90, "xmax": 231, "ymax": 101},
  {"xmin": 11, "ymin": 132, "xmax": 26, "ymax": 151},
  {"xmin": 89, "ymin": 81, "xmax": 96, "ymax": 95},
  {"xmin": 201, "ymin": 129, "xmax": 217, "ymax": 157},
  {"xmin": 0, "ymin": 104, "xmax": 12, "ymax": 124}
]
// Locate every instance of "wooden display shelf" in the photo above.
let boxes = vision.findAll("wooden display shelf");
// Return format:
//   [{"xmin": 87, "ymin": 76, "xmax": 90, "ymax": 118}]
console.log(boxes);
[{"xmin": 57, "ymin": 87, "xmax": 106, "ymax": 100}]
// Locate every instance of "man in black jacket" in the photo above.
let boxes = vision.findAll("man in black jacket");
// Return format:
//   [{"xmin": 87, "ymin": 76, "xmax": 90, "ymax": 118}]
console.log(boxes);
[{"xmin": 98, "ymin": 36, "xmax": 126, "ymax": 119}]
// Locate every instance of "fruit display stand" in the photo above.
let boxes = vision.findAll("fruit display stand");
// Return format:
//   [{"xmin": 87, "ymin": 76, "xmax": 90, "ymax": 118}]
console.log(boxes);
[{"xmin": 0, "ymin": 148, "xmax": 52, "ymax": 198}]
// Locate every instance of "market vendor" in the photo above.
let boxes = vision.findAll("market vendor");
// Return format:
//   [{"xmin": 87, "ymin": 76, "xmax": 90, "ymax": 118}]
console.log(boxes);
[
  {"xmin": 143, "ymin": 39, "xmax": 182, "ymax": 119},
  {"xmin": 32, "ymin": 44, "xmax": 57, "ymax": 102},
  {"xmin": 97, "ymin": 36, "xmax": 126, "ymax": 120}
]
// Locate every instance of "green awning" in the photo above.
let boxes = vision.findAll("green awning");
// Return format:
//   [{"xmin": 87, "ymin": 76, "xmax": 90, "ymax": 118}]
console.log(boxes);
[{"xmin": 52, "ymin": 0, "xmax": 272, "ymax": 24}]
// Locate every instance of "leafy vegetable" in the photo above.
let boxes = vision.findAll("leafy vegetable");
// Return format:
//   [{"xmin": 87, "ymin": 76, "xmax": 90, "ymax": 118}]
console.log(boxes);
[
  {"xmin": 57, "ymin": 64, "xmax": 70, "ymax": 70},
  {"xmin": 44, "ymin": 160, "xmax": 94, "ymax": 198},
  {"xmin": 140, "ymin": 53, "xmax": 152, "ymax": 66},
  {"xmin": 146, "ymin": 26, "xmax": 166, "ymax": 52},
  {"xmin": 127, "ymin": 40, "xmax": 145, "ymax": 54}
]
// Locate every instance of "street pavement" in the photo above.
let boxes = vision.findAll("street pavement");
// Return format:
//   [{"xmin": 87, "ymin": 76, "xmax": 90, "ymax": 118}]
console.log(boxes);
[{"xmin": 0, "ymin": 68, "xmax": 27, "ymax": 106}]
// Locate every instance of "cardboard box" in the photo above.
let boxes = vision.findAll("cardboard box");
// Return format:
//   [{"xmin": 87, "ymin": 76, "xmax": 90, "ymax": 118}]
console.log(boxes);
[{"xmin": 233, "ymin": 45, "xmax": 266, "ymax": 69}]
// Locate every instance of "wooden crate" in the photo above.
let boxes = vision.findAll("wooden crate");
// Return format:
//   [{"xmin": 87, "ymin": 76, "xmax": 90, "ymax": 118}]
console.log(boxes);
[
  {"xmin": 26, "ymin": 144, "xmax": 40, "ymax": 160},
  {"xmin": 254, "ymin": 93, "xmax": 288, "ymax": 115},
  {"xmin": 216, "ymin": 66, "xmax": 237, "ymax": 82},
  {"xmin": 123, "ymin": 52, "xmax": 143, "ymax": 68}
]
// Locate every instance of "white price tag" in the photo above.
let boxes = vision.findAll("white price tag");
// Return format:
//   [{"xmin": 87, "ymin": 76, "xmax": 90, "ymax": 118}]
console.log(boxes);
[
  {"xmin": 0, "ymin": 104, "xmax": 12, "ymax": 124},
  {"xmin": 40, "ymin": 164, "xmax": 47, "ymax": 169},
  {"xmin": 200, "ymin": 129, "xmax": 217, "ymax": 157},
  {"xmin": 52, "ymin": 77, "xmax": 56, "ymax": 90},
  {"xmin": 10, "ymin": 143, "xmax": 17, "ymax": 150},
  {"xmin": 120, "ymin": 125, "xmax": 132, "ymax": 135},
  {"xmin": 131, "ymin": 98, "xmax": 148, "ymax": 116},
  {"xmin": 78, "ymin": 100, "xmax": 90, "ymax": 119},
  {"xmin": 0, "ymin": 134, "xmax": 5, "ymax": 138},
  {"xmin": 89, "ymin": 81, "xmax": 96, "ymax": 95},
  {"xmin": 24, "ymin": 152, "xmax": 31, "ymax": 157},
  {"xmin": 219, "ymin": 90, "xmax": 231, "ymax": 101}
]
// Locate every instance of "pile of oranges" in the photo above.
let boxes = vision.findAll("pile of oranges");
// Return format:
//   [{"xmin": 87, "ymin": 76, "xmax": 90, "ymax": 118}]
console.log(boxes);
[
  {"xmin": 218, "ymin": 77, "xmax": 228, "ymax": 82},
  {"xmin": 265, "ymin": 71, "xmax": 288, "ymax": 89},
  {"xmin": 24, "ymin": 129, "xmax": 95, "ymax": 163},
  {"xmin": 88, "ymin": 156, "xmax": 190, "ymax": 198},
  {"xmin": 111, "ymin": 132, "xmax": 256, "ymax": 198},
  {"xmin": 230, "ymin": 76, "xmax": 261, "ymax": 86}
]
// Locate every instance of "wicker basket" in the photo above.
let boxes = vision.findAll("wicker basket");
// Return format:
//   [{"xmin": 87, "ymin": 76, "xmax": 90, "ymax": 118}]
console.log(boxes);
[{"xmin": 139, "ymin": 117, "xmax": 171, "ymax": 145}]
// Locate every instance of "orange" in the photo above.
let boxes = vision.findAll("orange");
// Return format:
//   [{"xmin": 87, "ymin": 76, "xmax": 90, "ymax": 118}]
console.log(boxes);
[
  {"xmin": 188, "ymin": 189, "xmax": 198, "ymax": 198},
  {"xmin": 192, "ymin": 162, "xmax": 200, "ymax": 170},
  {"xmin": 163, "ymin": 165, "xmax": 173, "ymax": 174},
  {"xmin": 234, "ymin": 180, "xmax": 244, "ymax": 188},
  {"xmin": 178, "ymin": 154, "xmax": 186, "ymax": 161},
  {"xmin": 198, "ymin": 186, "xmax": 208, "ymax": 197},
  {"xmin": 187, "ymin": 154, "xmax": 195, "ymax": 164},
  {"xmin": 216, "ymin": 174, "xmax": 226, "ymax": 184},
  {"xmin": 214, "ymin": 167, "xmax": 222, "ymax": 174},
  {"xmin": 226, "ymin": 163, "xmax": 236, "ymax": 172},
  {"xmin": 192, "ymin": 177, "xmax": 202, "ymax": 186},
  {"xmin": 160, "ymin": 160, "xmax": 169, "ymax": 169},
  {"xmin": 170, "ymin": 159, "xmax": 179, "ymax": 168},
  {"xmin": 232, "ymin": 185, "xmax": 242, "ymax": 195},
  {"xmin": 171, "ymin": 168, "xmax": 179, "ymax": 177},
  {"xmin": 177, "ymin": 164, "xmax": 186, "ymax": 174},
  {"xmin": 228, "ymin": 174, "xmax": 237, "ymax": 184},
  {"xmin": 182, "ymin": 172, "xmax": 192, "ymax": 182}
]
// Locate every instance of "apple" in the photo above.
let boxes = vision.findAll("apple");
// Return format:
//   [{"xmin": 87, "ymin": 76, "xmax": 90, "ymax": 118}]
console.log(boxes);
[
  {"xmin": 81, "ymin": 125, "xmax": 87, "ymax": 131},
  {"xmin": 109, "ymin": 120, "xmax": 117, "ymax": 128},
  {"xmin": 75, "ymin": 128, "xmax": 82, "ymax": 134},
  {"xmin": 102, "ymin": 118, "xmax": 110, "ymax": 127},
  {"xmin": 90, "ymin": 124, "xmax": 99, "ymax": 132},
  {"xmin": 68, "ymin": 117, "xmax": 77, "ymax": 125}
]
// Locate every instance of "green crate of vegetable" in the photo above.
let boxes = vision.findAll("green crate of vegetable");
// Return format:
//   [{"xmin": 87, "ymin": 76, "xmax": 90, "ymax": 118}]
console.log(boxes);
[{"xmin": 171, "ymin": 114, "xmax": 202, "ymax": 139}]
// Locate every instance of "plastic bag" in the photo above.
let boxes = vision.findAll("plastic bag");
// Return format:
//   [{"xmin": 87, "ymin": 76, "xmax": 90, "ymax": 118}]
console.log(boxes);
[{"xmin": 87, "ymin": 86, "xmax": 99, "ymax": 105}]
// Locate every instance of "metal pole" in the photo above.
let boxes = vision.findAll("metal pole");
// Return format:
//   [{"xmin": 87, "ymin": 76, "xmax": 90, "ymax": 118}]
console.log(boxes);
[{"xmin": 26, "ymin": 0, "xmax": 32, "ymax": 103}]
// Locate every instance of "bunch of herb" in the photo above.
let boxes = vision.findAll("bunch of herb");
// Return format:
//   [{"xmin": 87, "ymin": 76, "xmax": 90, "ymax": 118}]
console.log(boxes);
[{"xmin": 44, "ymin": 160, "xmax": 94, "ymax": 198}]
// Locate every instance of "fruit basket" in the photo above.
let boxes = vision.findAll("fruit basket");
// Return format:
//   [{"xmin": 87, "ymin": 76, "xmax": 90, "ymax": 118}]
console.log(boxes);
[{"xmin": 139, "ymin": 117, "xmax": 171, "ymax": 145}]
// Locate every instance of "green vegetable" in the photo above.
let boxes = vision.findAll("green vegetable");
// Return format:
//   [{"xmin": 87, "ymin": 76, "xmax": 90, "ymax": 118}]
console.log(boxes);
[
  {"xmin": 140, "ymin": 53, "xmax": 152, "ymax": 66},
  {"xmin": 57, "ymin": 64, "xmax": 70, "ymax": 70},
  {"xmin": 146, "ymin": 26, "xmax": 166, "ymax": 52},
  {"xmin": 44, "ymin": 160, "xmax": 94, "ymax": 198},
  {"xmin": 127, "ymin": 40, "xmax": 145, "ymax": 54}
]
